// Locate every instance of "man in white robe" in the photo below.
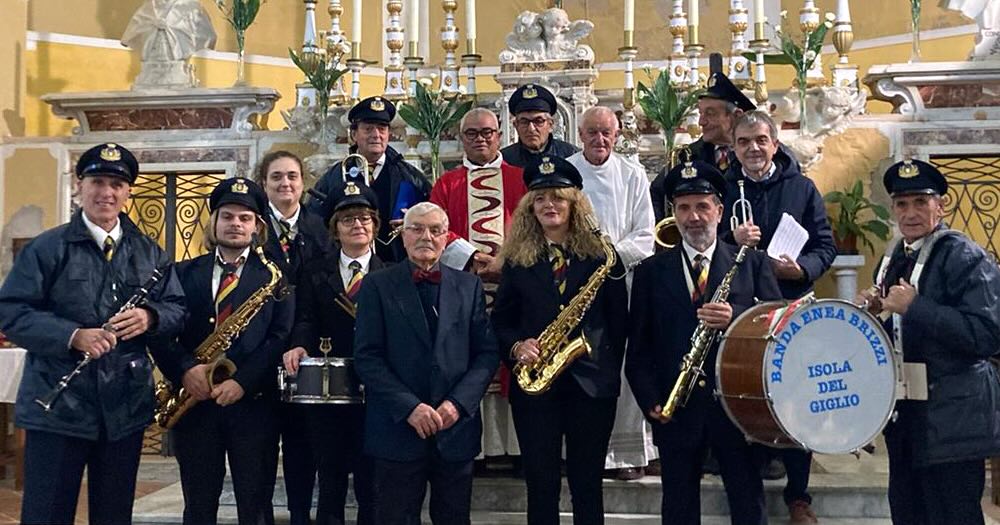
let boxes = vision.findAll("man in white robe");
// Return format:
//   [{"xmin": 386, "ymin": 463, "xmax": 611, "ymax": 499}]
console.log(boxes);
[{"xmin": 568, "ymin": 106, "xmax": 657, "ymax": 479}]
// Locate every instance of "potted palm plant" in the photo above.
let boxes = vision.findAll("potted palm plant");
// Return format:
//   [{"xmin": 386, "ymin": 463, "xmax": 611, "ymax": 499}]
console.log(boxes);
[
  {"xmin": 824, "ymin": 180, "xmax": 892, "ymax": 254},
  {"xmin": 636, "ymin": 66, "xmax": 704, "ymax": 164}
]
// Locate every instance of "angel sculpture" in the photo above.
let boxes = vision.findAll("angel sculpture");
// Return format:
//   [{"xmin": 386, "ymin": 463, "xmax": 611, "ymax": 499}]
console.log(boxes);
[
  {"xmin": 501, "ymin": 7, "xmax": 594, "ymax": 62},
  {"xmin": 121, "ymin": 0, "xmax": 217, "ymax": 88},
  {"xmin": 540, "ymin": 8, "xmax": 593, "ymax": 59}
]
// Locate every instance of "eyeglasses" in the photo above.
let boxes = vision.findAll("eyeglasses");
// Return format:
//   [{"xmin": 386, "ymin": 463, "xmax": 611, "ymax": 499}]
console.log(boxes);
[
  {"xmin": 515, "ymin": 117, "xmax": 551, "ymax": 129},
  {"xmin": 462, "ymin": 128, "xmax": 498, "ymax": 140},
  {"xmin": 338, "ymin": 215, "xmax": 374, "ymax": 226},
  {"xmin": 404, "ymin": 224, "xmax": 448, "ymax": 237}
]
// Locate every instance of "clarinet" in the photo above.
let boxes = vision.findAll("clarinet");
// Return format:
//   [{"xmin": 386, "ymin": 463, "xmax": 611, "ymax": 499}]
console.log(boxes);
[{"xmin": 35, "ymin": 267, "xmax": 164, "ymax": 412}]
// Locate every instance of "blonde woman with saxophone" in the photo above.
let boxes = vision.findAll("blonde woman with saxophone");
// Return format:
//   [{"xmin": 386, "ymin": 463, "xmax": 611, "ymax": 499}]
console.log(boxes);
[
  {"xmin": 157, "ymin": 177, "xmax": 294, "ymax": 525},
  {"xmin": 491, "ymin": 156, "xmax": 627, "ymax": 525},
  {"xmin": 625, "ymin": 160, "xmax": 780, "ymax": 525}
]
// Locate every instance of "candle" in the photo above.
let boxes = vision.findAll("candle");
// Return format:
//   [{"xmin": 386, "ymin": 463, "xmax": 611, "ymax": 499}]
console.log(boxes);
[
  {"xmin": 352, "ymin": 0, "xmax": 362, "ymax": 42},
  {"xmin": 408, "ymin": 0, "xmax": 419, "ymax": 46},
  {"xmin": 624, "ymin": 0, "xmax": 635, "ymax": 32},
  {"xmin": 753, "ymin": 0, "xmax": 764, "ymax": 25},
  {"xmin": 689, "ymin": 0, "xmax": 699, "ymax": 27},
  {"xmin": 466, "ymin": 0, "xmax": 477, "ymax": 40}
]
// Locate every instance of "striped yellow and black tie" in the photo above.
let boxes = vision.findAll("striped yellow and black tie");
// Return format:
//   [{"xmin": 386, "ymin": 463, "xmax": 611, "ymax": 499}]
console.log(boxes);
[
  {"xmin": 551, "ymin": 245, "xmax": 568, "ymax": 295},
  {"xmin": 102, "ymin": 236, "xmax": 115, "ymax": 262},
  {"xmin": 215, "ymin": 257, "xmax": 243, "ymax": 326},
  {"xmin": 692, "ymin": 254, "xmax": 709, "ymax": 302},
  {"xmin": 346, "ymin": 260, "xmax": 364, "ymax": 300}
]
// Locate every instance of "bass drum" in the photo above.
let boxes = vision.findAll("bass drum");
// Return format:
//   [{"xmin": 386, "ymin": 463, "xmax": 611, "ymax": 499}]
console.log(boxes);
[{"xmin": 716, "ymin": 297, "xmax": 901, "ymax": 454}]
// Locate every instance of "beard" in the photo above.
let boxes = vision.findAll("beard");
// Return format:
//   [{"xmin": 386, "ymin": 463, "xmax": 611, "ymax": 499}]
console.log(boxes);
[
  {"xmin": 679, "ymin": 224, "xmax": 716, "ymax": 251},
  {"xmin": 217, "ymin": 235, "xmax": 251, "ymax": 250}
]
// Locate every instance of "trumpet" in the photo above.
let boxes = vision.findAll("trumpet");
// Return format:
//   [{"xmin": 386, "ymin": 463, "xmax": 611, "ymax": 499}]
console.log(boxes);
[
  {"xmin": 729, "ymin": 179, "xmax": 753, "ymax": 231},
  {"xmin": 342, "ymin": 153, "xmax": 371, "ymax": 184}
]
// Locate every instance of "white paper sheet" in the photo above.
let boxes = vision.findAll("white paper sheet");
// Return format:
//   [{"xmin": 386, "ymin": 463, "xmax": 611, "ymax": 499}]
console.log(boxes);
[{"xmin": 766, "ymin": 213, "xmax": 809, "ymax": 261}]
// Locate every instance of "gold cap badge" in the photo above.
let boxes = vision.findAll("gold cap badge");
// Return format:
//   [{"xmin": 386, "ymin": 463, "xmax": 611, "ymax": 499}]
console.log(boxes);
[
  {"xmin": 899, "ymin": 159, "xmax": 919, "ymax": 179},
  {"xmin": 370, "ymin": 97, "xmax": 385, "ymax": 111},
  {"xmin": 707, "ymin": 74, "xmax": 718, "ymax": 88},
  {"xmin": 523, "ymin": 85, "xmax": 538, "ymax": 99},
  {"xmin": 231, "ymin": 178, "xmax": 249, "ymax": 194},
  {"xmin": 539, "ymin": 157, "xmax": 555, "ymax": 175},
  {"xmin": 100, "ymin": 144, "xmax": 121, "ymax": 162},
  {"xmin": 345, "ymin": 182, "xmax": 361, "ymax": 196},
  {"xmin": 681, "ymin": 161, "xmax": 698, "ymax": 179}
]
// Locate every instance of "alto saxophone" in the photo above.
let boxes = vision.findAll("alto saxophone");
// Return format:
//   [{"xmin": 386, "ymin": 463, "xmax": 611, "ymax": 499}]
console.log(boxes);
[
  {"xmin": 660, "ymin": 244, "xmax": 749, "ymax": 419},
  {"xmin": 154, "ymin": 242, "xmax": 286, "ymax": 429},
  {"xmin": 513, "ymin": 215, "xmax": 616, "ymax": 395}
]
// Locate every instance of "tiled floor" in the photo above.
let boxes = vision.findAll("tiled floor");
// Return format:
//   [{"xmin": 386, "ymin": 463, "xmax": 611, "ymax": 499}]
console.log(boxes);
[{"xmin": 0, "ymin": 474, "xmax": 169, "ymax": 525}]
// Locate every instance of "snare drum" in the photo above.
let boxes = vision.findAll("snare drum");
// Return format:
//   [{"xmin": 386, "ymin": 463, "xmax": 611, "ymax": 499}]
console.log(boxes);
[
  {"xmin": 716, "ymin": 297, "xmax": 901, "ymax": 454},
  {"xmin": 278, "ymin": 357, "xmax": 364, "ymax": 404}
]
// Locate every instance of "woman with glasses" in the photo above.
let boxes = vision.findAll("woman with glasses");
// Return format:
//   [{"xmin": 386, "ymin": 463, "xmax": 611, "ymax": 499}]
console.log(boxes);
[
  {"xmin": 492, "ymin": 156, "xmax": 628, "ymax": 525},
  {"xmin": 283, "ymin": 180, "xmax": 384, "ymax": 525}
]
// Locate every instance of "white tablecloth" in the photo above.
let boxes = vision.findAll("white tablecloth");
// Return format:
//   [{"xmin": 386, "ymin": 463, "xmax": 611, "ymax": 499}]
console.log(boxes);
[{"xmin": 0, "ymin": 348, "xmax": 26, "ymax": 404}]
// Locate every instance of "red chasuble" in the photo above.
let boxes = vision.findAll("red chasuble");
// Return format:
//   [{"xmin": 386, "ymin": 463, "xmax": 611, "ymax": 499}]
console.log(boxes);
[{"xmin": 430, "ymin": 161, "xmax": 526, "ymax": 255}]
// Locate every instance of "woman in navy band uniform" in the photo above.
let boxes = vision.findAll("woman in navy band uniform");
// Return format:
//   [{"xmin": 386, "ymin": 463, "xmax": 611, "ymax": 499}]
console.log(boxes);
[
  {"xmin": 0, "ymin": 143, "xmax": 187, "ymax": 525},
  {"xmin": 254, "ymin": 150, "xmax": 331, "ymax": 525},
  {"xmin": 491, "ymin": 156, "xmax": 628, "ymax": 525},
  {"xmin": 159, "ymin": 177, "xmax": 294, "ymax": 525},
  {"xmin": 284, "ymin": 179, "xmax": 383, "ymax": 525}
]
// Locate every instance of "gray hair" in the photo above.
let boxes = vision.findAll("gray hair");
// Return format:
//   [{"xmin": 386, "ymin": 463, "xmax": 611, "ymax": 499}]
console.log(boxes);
[
  {"xmin": 403, "ymin": 201, "xmax": 449, "ymax": 229},
  {"xmin": 460, "ymin": 108, "xmax": 500, "ymax": 132},
  {"xmin": 733, "ymin": 110, "xmax": 779, "ymax": 141}
]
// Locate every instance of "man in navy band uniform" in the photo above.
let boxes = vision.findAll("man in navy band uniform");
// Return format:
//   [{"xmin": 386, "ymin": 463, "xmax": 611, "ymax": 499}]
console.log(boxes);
[
  {"xmin": 159, "ymin": 177, "xmax": 294, "ymax": 525},
  {"xmin": 308, "ymin": 96, "xmax": 431, "ymax": 263},
  {"xmin": 648, "ymin": 72, "xmax": 755, "ymax": 222},
  {"xmin": 858, "ymin": 160, "xmax": 1000, "ymax": 525},
  {"xmin": 626, "ymin": 159, "xmax": 781, "ymax": 525},
  {"xmin": 501, "ymin": 83, "xmax": 579, "ymax": 169},
  {"xmin": 0, "ymin": 143, "xmax": 186, "ymax": 525},
  {"xmin": 354, "ymin": 202, "xmax": 499, "ymax": 525}
]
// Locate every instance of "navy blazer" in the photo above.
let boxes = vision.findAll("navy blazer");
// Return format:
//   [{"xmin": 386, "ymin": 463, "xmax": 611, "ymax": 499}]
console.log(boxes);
[
  {"xmin": 625, "ymin": 242, "xmax": 781, "ymax": 447},
  {"xmin": 159, "ymin": 251, "xmax": 295, "ymax": 400},
  {"xmin": 353, "ymin": 262, "xmax": 499, "ymax": 462},
  {"xmin": 491, "ymin": 249, "xmax": 629, "ymax": 399},
  {"xmin": 290, "ymin": 249, "xmax": 385, "ymax": 357},
  {"xmin": 262, "ymin": 205, "xmax": 330, "ymax": 287}
]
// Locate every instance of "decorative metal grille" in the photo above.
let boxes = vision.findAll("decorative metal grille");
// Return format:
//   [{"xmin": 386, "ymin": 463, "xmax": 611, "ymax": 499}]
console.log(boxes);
[
  {"xmin": 124, "ymin": 172, "xmax": 228, "ymax": 261},
  {"xmin": 930, "ymin": 156, "xmax": 1000, "ymax": 262}
]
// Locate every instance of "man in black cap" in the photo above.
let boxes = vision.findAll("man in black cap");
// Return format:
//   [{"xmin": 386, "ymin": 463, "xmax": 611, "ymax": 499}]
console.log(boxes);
[
  {"xmin": 649, "ymin": 72, "xmax": 756, "ymax": 221},
  {"xmin": 857, "ymin": 159, "xmax": 1000, "ymax": 525},
  {"xmin": 500, "ymin": 83, "xmax": 579, "ymax": 169},
  {"xmin": 0, "ymin": 143, "xmax": 187, "ymax": 525},
  {"xmin": 157, "ymin": 177, "xmax": 294, "ymax": 525},
  {"xmin": 492, "ymin": 156, "xmax": 628, "ymax": 525},
  {"xmin": 626, "ymin": 160, "xmax": 780, "ymax": 525},
  {"xmin": 308, "ymin": 95, "xmax": 431, "ymax": 263}
]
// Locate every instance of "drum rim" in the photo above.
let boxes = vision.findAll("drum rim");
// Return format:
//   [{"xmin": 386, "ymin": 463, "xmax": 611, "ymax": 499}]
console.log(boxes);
[{"xmin": 717, "ymin": 297, "xmax": 901, "ymax": 454}]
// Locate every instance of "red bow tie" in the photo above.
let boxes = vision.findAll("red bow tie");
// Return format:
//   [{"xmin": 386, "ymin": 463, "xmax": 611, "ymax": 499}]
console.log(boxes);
[{"xmin": 412, "ymin": 269, "xmax": 442, "ymax": 284}]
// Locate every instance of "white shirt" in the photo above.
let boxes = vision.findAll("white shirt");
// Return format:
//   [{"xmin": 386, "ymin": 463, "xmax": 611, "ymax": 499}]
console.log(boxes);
[
  {"xmin": 339, "ymin": 250, "xmax": 373, "ymax": 289},
  {"xmin": 211, "ymin": 246, "xmax": 251, "ymax": 296},
  {"xmin": 269, "ymin": 202, "xmax": 300, "ymax": 239},
  {"xmin": 903, "ymin": 237, "xmax": 925, "ymax": 255},
  {"xmin": 742, "ymin": 162, "xmax": 778, "ymax": 182},
  {"xmin": 462, "ymin": 154, "xmax": 503, "ymax": 171},
  {"xmin": 368, "ymin": 153, "xmax": 387, "ymax": 184},
  {"xmin": 568, "ymin": 152, "xmax": 655, "ymax": 270},
  {"xmin": 81, "ymin": 212, "xmax": 122, "ymax": 249}
]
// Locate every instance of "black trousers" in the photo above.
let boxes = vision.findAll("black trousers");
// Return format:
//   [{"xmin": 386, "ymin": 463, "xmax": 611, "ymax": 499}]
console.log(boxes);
[
  {"xmin": 305, "ymin": 404, "xmax": 375, "ymax": 525},
  {"xmin": 373, "ymin": 450, "xmax": 474, "ymax": 525},
  {"xmin": 274, "ymin": 403, "xmax": 318, "ymax": 525},
  {"xmin": 509, "ymin": 375, "xmax": 617, "ymax": 525},
  {"xmin": 173, "ymin": 396, "xmax": 279, "ymax": 525},
  {"xmin": 21, "ymin": 428, "xmax": 144, "ymax": 525},
  {"xmin": 780, "ymin": 448, "xmax": 812, "ymax": 505},
  {"xmin": 885, "ymin": 421, "xmax": 986, "ymax": 525},
  {"xmin": 658, "ymin": 401, "xmax": 766, "ymax": 525}
]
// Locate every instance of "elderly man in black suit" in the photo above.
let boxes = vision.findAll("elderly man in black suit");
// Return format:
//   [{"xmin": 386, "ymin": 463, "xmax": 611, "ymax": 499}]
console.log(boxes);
[
  {"xmin": 353, "ymin": 201, "xmax": 499, "ymax": 525},
  {"xmin": 626, "ymin": 160, "xmax": 781, "ymax": 525}
]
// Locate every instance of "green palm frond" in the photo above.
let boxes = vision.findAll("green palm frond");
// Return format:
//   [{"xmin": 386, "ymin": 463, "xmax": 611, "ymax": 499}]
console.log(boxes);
[
  {"xmin": 636, "ymin": 67, "xmax": 704, "ymax": 153},
  {"xmin": 399, "ymin": 83, "xmax": 473, "ymax": 140}
]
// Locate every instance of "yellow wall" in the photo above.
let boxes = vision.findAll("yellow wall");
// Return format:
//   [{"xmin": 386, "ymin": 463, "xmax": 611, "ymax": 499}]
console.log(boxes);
[
  {"xmin": 2, "ymin": 0, "xmax": 28, "ymax": 138},
  {"xmin": 3, "ymin": 148, "xmax": 61, "ymax": 229}
]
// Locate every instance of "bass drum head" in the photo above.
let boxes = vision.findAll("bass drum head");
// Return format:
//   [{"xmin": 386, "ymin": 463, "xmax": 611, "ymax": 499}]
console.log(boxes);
[{"xmin": 764, "ymin": 299, "xmax": 897, "ymax": 454}]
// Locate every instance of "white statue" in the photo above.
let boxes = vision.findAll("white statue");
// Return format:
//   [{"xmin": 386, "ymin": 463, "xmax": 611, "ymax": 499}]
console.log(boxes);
[
  {"xmin": 943, "ymin": 0, "xmax": 1000, "ymax": 60},
  {"xmin": 121, "ymin": 0, "xmax": 217, "ymax": 89},
  {"xmin": 500, "ymin": 8, "xmax": 594, "ymax": 63}
]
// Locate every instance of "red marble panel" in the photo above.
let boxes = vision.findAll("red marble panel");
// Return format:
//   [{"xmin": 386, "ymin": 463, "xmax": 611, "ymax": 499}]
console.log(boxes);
[
  {"xmin": 84, "ymin": 108, "xmax": 235, "ymax": 131},
  {"xmin": 918, "ymin": 84, "xmax": 1000, "ymax": 109}
]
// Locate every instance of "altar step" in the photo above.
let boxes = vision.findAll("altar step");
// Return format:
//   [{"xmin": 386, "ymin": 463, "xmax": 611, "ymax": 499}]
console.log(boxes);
[{"xmin": 132, "ymin": 470, "xmax": 894, "ymax": 524}]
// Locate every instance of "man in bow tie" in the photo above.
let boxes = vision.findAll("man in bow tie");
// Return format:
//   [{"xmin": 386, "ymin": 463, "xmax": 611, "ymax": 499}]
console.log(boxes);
[{"xmin": 354, "ymin": 201, "xmax": 499, "ymax": 525}]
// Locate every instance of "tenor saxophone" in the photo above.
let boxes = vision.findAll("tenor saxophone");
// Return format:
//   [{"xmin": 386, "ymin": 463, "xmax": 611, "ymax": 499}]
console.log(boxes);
[
  {"xmin": 154, "ymin": 242, "xmax": 286, "ymax": 429},
  {"xmin": 513, "ymin": 215, "xmax": 616, "ymax": 395},
  {"xmin": 660, "ymin": 244, "xmax": 749, "ymax": 419}
]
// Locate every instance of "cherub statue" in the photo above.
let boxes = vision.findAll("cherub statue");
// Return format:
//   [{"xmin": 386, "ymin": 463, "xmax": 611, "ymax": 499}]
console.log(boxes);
[
  {"xmin": 500, "ymin": 7, "xmax": 594, "ymax": 62},
  {"xmin": 943, "ymin": 0, "xmax": 1000, "ymax": 60},
  {"xmin": 121, "ymin": 0, "xmax": 217, "ymax": 89}
]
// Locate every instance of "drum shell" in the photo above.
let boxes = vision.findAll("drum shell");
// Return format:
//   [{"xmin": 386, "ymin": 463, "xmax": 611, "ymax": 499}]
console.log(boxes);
[{"xmin": 278, "ymin": 357, "xmax": 364, "ymax": 404}]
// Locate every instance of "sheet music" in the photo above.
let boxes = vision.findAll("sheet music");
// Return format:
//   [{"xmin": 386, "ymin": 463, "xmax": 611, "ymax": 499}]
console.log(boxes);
[{"xmin": 766, "ymin": 213, "xmax": 809, "ymax": 261}]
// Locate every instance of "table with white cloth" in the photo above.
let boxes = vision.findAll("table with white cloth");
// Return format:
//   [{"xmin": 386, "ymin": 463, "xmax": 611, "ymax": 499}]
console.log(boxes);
[{"xmin": 0, "ymin": 347, "xmax": 26, "ymax": 489}]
